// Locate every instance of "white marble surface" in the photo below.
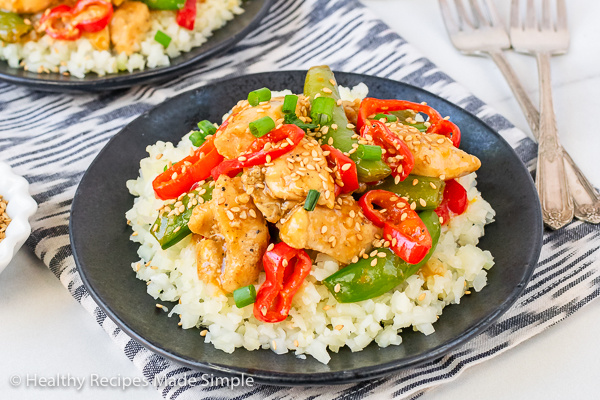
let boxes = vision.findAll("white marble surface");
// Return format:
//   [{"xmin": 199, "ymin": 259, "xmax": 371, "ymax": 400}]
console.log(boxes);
[{"xmin": 1, "ymin": 1, "xmax": 600, "ymax": 399}]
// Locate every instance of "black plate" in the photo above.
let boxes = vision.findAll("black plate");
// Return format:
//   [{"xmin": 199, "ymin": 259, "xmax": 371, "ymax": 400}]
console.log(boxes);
[
  {"xmin": 70, "ymin": 71, "xmax": 543, "ymax": 385},
  {"xmin": 0, "ymin": 0, "xmax": 272, "ymax": 92}
]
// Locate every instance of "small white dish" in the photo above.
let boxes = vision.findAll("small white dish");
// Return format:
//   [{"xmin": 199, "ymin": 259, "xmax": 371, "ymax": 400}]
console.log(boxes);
[{"xmin": 0, "ymin": 161, "xmax": 37, "ymax": 273}]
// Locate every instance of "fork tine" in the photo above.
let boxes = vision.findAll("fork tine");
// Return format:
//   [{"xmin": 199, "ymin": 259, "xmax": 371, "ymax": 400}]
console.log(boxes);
[
  {"xmin": 482, "ymin": 0, "xmax": 504, "ymax": 28},
  {"xmin": 454, "ymin": 0, "xmax": 476, "ymax": 29},
  {"xmin": 526, "ymin": 0, "xmax": 537, "ymax": 30},
  {"xmin": 510, "ymin": 0, "xmax": 521, "ymax": 29},
  {"xmin": 439, "ymin": 0, "xmax": 461, "ymax": 35},
  {"xmin": 556, "ymin": 0, "xmax": 568, "ymax": 31},
  {"xmin": 541, "ymin": 0, "xmax": 552, "ymax": 30},
  {"xmin": 468, "ymin": 0, "xmax": 490, "ymax": 27}
]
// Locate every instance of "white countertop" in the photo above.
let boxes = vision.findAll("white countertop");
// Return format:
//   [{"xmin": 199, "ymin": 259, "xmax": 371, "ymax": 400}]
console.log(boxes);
[{"xmin": 1, "ymin": 1, "xmax": 599, "ymax": 399}]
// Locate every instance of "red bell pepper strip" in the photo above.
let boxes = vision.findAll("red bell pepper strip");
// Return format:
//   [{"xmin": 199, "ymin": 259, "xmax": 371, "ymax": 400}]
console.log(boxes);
[
  {"xmin": 359, "ymin": 190, "xmax": 432, "ymax": 264},
  {"xmin": 253, "ymin": 242, "xmax": 312, "ymax": 323},
  {"xmin": 152, "ymin": 136, "xmax": 223, "ymax": 200},
  {"xmin": 321, "ymin": 145, "xmax": 359, "ymax": 194},
  {"xmin": 357, "ymin": 98, "xmax": 461, "ymax": 147},
  {"xmin": 211, "ymin": 124, "xmax": 305, "ymax": 180},
  {"xmin": 40, "ymin": 0, "xmax": 113, "ymax": 41},
  {"xmin": 176, "ymin": 0, "xmax": 196, "ymax": 30},
  {"xmin": 434, "ymin": 179, "xmax": 468, "ymax": 225},
  {"xmin": 360, "ymin": 120, "xmax": 414, "ymax": 182}
]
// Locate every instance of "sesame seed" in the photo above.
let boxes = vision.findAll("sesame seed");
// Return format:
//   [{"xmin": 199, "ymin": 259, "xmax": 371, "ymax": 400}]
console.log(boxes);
[
  {"xmin": 401, "ymin": 213, "xmax": 408, "ymax": 221},
  {"xmin": 370, "ymin": 250, "xmax": 378, "ymax": 257},
  {"xmin": 418, "ymin": 293, "xmax": 426, "ymax": 301},
  {"xmin": 357, "ymin": 233, "xmax": 363, "ymax": 240},
  {"xmin": 132, "ymin": 232, "xmax": 138, "ymax": 237},
  {"xmin": 272, "ymin": 340, "xmax": 277, "ymax": 350},
  {"xmin": 437, "ymin": 138, "xmax": 445, "ymax": 144},
  {"xmin": 282, "ymin": 259, "xmax": 288, "ymax": 267},
  {"xmin": 249, "ymin": 209, "xmax": 257, "ymax": 218},
  {"xmin": 465, "ymin": 290, "xmax": 472, "ymax": 295},
  {"xmin": 200, "ymin": 330, "xmax": 208, "ymax": 337},
  {"xmin": 323, "ymin": 305, "xmax": 331, "ymax": 310},
  {"xmin": 294, "ymin": 340, "xmax": 299, "ymax": 347},
  {"xmin": 322, "ymin": 87, "xmax": 332, "ymax": 93},
  {"xmin": 240, "ymin": 211, "xmax": 247, "ymax": 219},
  {"xmin": 178, "ymin": 322, "xmax": 182, "ymax": 326},
  {"xmin": 334, "ymin": 283, "xmax": 341, "ymax": 293},
  {"xmin": 370, "ymin": 259, "xmax": 377, "ymax": 267},
  {"xmin": 328, "ymin": 235, "xmax": 335, "ymax": 243},
  {"xmin": 440, "ymin": 174, "xmax": 446, "ymax": 180},
  {"xmin": 394, "ymin": 175, "xmax": 401, "ymax": 184},
  {"xmin": 329, "ymin": 78, "xmax": 336, "ymax": 85},
  {"xmin": 430, "ymin": 182, "xmax": 437, "ymax": 189},
  {"xmin": 439, "ymin": 216, "xmax": 444, "ymax": 224},
  {"xmin": 341, "ymin": 163, "xmax": 352, "ymax": 171},
  {"xmin": 347, "ymin": 123, "xmax": 355, "ymax": 129},
  {"xmin": 328, "ymin": 137, "xmax": 334, "ymax": 145},
  {"xmin": 419, "ymin": 198, "xmax": 427, "ymax": 207},
  {"xmin": 334, "ymin": 325, "xmax": 344, "ymax": 331},
  {"xmin": 173, "ymin": 226, "xmax": 181, "ymax": 233},
  {"xmin": 337, "ymin": 99, "xmax": 343, "ymax": 106},
  {"xmin": 410, "ymin": 202, "xmax": 417, "ymax": 210},
  {"xmin": 412, "ymin": 178, "xmax": 419, "ymax": 186},
  {"xmin": 226, "ymin": 210, "xmax": 234, "ymax": 220},
  {"xmin": 351, "ymin": 256, "xmax": 359, "ymax": 263},
  {"xmin": 156, "ymin": 304, "xmax": 163, "ymax": 309},
  {"xmin": 231, "ymin": 207, "xmax": 241, "ymax": 212}
]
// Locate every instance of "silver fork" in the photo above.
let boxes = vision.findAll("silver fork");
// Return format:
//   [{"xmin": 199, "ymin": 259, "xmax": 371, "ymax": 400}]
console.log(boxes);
[
  {"xmin": 439, "ymin": 0, "xmax": 600, "ymax": 227},
  {"xmin": 510, "ymin": 0, "xmax": 573, "ymax": 229}
]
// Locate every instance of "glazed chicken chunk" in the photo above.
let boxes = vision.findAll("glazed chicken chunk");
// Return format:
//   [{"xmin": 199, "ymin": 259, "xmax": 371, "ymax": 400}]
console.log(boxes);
[
  {"xmin": 109, "ymin": 1, "xmax": 151, "ymax": 55},
  {"xmin": 188, "ymin": 176, "xmax": 269, "ymax": 293},
  {"xmin": 0, "ymin": 0, "xmax": 56, "ymax": 13},
  {"xmin": 277, "ymin": 196, "xmax": 381, "ymax": 265},
  {"xmin": 388, "ymin": 123, "xmax": 481, "ymax": 180},
  {"xmin": 214, "ymin": 95, "xmax": 310, "ymax": 159}
]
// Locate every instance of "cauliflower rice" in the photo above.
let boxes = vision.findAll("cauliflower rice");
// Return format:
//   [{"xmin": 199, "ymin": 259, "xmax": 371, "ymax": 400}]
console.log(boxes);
[
  {"xmin": 125, "ymin": 86, "xmax": 496, "ymax": 364},
  {"xmin": 0, "ymin": 0, "xmax": 243, "ymax": 78}
]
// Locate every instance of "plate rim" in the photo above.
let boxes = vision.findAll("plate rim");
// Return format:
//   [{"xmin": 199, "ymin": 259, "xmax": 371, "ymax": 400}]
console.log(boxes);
[
  {"xmin": 0, "ymin": 0, "xmax": 274, "ymax": 92},
  {"xmin": 70, "ymin": 70, "xmax": 544, "ymax": 385}
]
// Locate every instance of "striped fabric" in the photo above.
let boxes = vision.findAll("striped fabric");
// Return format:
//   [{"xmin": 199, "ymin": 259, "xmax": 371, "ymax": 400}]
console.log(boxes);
[{"xmin": 1, "ymin": 0, "xmax": 599, "ymax": 398}]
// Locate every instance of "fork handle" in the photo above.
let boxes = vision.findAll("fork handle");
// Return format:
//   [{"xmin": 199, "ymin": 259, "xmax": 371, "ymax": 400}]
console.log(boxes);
[
  {"xmin": 488, "ymin": 51, "xmax": 540, "ymax": 136},
  {"xmin": 489, "ymin": 50, "xmax": 599, "ymax": 224},
  {"xmin": 535, "ymin": 52, "xmax": 573, "ymax": 229}
]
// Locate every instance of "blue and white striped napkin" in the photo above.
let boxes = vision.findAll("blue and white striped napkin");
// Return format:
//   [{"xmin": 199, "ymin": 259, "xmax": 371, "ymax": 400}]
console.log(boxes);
[{"xmin": 1, "ymin": 0, "xmax": 599, "ymax": 398}]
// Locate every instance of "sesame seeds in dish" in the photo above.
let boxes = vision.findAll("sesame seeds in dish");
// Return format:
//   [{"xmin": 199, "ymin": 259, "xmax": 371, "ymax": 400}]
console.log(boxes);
[{"xmin": 125, "ymin": 66, "xmax": 495, "ymax": 364}]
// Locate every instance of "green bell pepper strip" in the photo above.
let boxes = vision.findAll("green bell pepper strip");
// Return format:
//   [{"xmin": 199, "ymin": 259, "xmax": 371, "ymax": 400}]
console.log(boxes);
[
  {"xmin": 0, "ymin": 11, "xmax": 32, "ymax": 43},
  {"xmin": 323, "ymin": 210, "xmax": 441, "ymax": 303},
  {"xmin": 150, "ymin": 182, "xmax": 213, "ymax": 250},
  {"xmin": 303, "ymin": 66, "xmax": 391, "ymax": 183},
  {"xmin": 141, "ymin": 0, "xmax": 185, "ymax": 10},
  {"xmin": 367, "ymin": 175, "xmax": 445, "ymax": 211}
]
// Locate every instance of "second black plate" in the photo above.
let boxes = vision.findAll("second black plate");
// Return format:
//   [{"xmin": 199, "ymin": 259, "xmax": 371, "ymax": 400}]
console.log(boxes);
[
  {"xmin": 70, "ymin": 71, "xmax": 543, "ymax": 385},
  {"xmin": 0, "ymin": 0, "xmax": 272, "ymax": 92}
]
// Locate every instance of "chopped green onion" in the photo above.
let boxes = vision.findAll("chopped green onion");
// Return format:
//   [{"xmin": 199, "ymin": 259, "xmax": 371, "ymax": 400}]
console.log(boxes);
[
  {"xmin": 282, "ymin": 95, "xmax": 298, "ymax": 114},
  {"xmin": 163, "ymin": 165, "xmax": 168, "ymax": 172},
  {"xmin": 357, "ymin": 144, "xmax": 383, "ymax": 161},
  {"xmin": 411, "ymin": 122, "xmax": 428, "ymax": 132},
  {"xmin": 248, "ymin": 87, "xmax": 271, "ymax": 107},
  {"xmin": 154, "ymin": 30, "xmax": 171, "ymax": 48},
  {"xmin": 373, "ymin": 113, "xmax": 397, "ymax": 122},
  {"xmin": 233, "ymin": 285, "xmax": 256, "ymax": 308},
  {"xmin": 304, "ymin": 189, "xmax": 320, "ymax": 211},
  {"xmin": 310, "ymin": 96, "xmax": 335, "ymax": 126},
  {"xmin": 189, "ymin": 120, "xmax": 217, "ymax": 146},
  {"xmin": 249, "ymin": 116, "xmax": 275, "ymax": 138}
]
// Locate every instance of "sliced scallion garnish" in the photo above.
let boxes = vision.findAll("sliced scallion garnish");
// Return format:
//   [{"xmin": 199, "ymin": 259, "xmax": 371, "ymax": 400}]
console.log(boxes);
[
  {"xmin": 249, "ymin": 116, "xmax": 275, "ymax": 138},
  {"xmin": 304, "ymin": 189, "xmax": 320, "ymax": 211},
  {"xmin": 190, "ymin": 120, "xmax": 217, "ymax": 146},
  {"xmin": 233, "ymin": 285, "xmax": 256, "ymax": 308},
  {"xmin": 373, "ymin": 113, "xmax": 397, "ymax": 122},
  {"xmin": 356, "ymin": 144, "xmax": 383, "ymax": 161},
  {"xmin": 282, "ymin": 94, "xmax": 298, "ymax": 114},
  {"xmin": 248, "ymin": 87, "xmax": 271, "ymax": 107},
  {"xmin": 154, "ymin": 30, "xmax": 171, "ymax": 48},
  {"xmin": 310, "ymin": 96, "xmax": 335, "ymax": 126}
]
